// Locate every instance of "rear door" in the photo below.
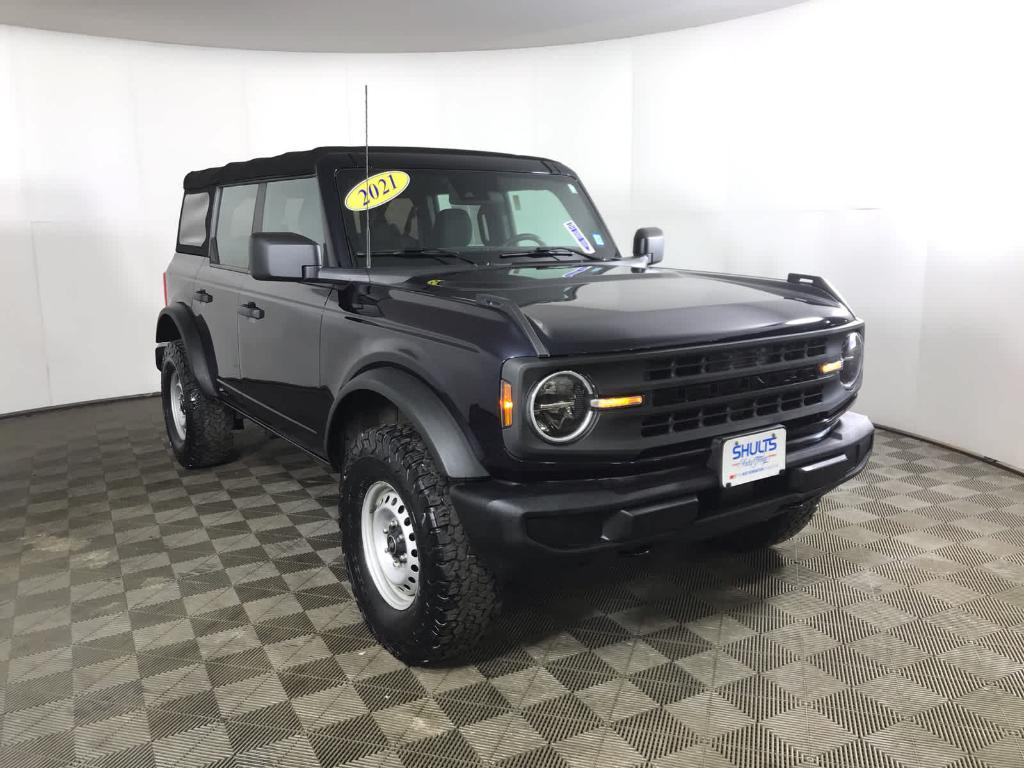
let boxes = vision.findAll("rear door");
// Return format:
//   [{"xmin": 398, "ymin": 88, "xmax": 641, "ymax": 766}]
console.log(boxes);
[
  {"xmin": 192, "ymin": 183, "xmax": 258, "ymax": 394},
  {"xmin": 236, "ymin": 177, "xmax": 333, "ymax": 449}
]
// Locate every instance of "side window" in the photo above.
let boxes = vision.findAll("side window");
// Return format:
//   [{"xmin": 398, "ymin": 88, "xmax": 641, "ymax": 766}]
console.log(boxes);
[
  {"xmin": 214, "ymin": 184, "xmax": 258, "ymax": 269},
  {"xmin": 261, "ymin": 177, "xmax": 325, "ymax": 245},
  {"xmin": 177, "ymin": 192, "xmax": 210, "ymax": 249}
]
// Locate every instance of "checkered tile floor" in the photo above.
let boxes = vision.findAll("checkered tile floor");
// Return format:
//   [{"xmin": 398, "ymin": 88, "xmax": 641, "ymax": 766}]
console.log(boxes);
[{"xmin": 1, "ymin": 398, "xmax": 1023, "ymax": 768}]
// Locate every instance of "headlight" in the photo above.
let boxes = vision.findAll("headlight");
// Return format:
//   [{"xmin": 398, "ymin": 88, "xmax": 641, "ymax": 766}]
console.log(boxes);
[
  {"xmin": 840, "ymin": 332, "xmax": 864, "ymax": 388},
  {"xmin": 528, "ymin": 371, "xmax": 594, "ymax": 443}
]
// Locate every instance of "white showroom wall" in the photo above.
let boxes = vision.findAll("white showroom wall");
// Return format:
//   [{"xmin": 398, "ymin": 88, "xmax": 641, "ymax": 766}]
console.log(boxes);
[
  {"xmin": 0, "ymin": 28, "xmax": 634, "ymax": 413},
  {"xmin": 1, "ymin": 0, "xmax": 1022, "ymax": 469},
  {"xmin": 627, "ymin": 0, "xmax": 1024, "ymax": 471}
]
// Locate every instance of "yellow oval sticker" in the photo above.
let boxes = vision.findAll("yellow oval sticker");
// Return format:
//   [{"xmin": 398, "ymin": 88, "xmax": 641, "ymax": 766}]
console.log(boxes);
[{"xmin": 344, "ymin": 170, "xmax": 410, "ymax": 211}]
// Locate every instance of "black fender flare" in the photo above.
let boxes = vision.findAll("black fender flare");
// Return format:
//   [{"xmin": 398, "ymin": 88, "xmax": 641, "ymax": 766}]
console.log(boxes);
[
  {"xmin": 155, "ymin": 303, "xmax": 219, "ymax": 399},
  {"xmin": 328, "ymin": 367, "xmax": 488, "ymax": 480}
]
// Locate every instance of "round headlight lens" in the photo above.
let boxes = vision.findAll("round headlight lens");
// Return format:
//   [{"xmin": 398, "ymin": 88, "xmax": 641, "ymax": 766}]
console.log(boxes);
[
  {"xmin": 528, "ymin": 371, "xmax": 594, "ymax": 443},
  {"xmin": 840, "ymin": 332, "xmax": 864, "ymax": 388}
]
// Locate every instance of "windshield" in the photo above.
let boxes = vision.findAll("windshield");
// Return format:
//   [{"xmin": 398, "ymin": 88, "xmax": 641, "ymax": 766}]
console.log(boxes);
[{"xmin": 338, "ymin": 168, "xmax": 618, "ymax": 265}]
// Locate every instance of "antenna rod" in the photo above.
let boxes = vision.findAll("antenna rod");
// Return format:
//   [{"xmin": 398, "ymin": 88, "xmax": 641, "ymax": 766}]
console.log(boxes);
[{"xmin": 364, "ymin": 84, "xmax": 371, "ymax": 270}]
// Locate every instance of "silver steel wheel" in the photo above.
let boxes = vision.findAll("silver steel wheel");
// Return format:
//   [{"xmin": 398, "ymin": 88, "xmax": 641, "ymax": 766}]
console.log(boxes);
[
  {"xmin": 169, "ymin": 371, "xmax": 187, "ymax": 440},
  {"xmin": 360, "ymin": 481, "xmax": 419, "ymax": 610}
]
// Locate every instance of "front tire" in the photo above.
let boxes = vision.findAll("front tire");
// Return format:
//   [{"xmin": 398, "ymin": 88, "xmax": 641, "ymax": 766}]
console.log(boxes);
[
  {"xmin": 160, "ymin": 341, "xmax": 234, "ymax": 469},
  {"xmin": 716, "ymin": 497, "xmax": 821, "ymax": 551},
  {"xmin": 340, "ymin": 425, "xmax": 499, "ymax": 665}
]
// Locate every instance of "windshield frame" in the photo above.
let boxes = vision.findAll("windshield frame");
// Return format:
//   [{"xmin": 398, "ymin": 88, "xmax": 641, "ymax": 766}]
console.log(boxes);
[{"xmin": 331, "ymin": 166, "xmax": 621, "ymax": 269}]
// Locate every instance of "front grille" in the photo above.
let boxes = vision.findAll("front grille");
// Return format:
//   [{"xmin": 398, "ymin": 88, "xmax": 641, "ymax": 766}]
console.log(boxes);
[{"xmin": 633, "ymin": 331, "xmax": 844, "ymax": 441}]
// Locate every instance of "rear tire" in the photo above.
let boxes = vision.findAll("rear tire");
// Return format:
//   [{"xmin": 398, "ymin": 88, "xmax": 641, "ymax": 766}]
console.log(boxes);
[
  {"xmin": 160, "ymin": 341, "xmax": 234, "ymax": 469},
  {"xmin": 339, "ymin": 424, "xmax": 500, "ymax": 665},
  {"xmin": 715, "ymin": 497, "xmax": 820, "ymax": 551}
]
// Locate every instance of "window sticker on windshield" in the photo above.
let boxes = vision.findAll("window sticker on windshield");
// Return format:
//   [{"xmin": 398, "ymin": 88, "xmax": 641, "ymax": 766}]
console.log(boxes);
[
  {"xmin": 344, "ymin": 171, "xmax": 410, "ymax": 211},
  {"xmin": 563, "ymin": 220, "xmax": 596, "ymax": 254},
  {"xmin": 567, "ymin": 184, "xmax": 578, "ymax": 194},
  {"xmin": 592, "ymin": 233, "xmax": 605, "ymax": 246}
]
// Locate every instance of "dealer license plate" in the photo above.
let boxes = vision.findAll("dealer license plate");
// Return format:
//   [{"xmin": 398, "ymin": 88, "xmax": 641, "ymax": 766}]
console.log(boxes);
[{"xmin": 719, "ymin": 427, "xmax": 787, "ymax": 488}]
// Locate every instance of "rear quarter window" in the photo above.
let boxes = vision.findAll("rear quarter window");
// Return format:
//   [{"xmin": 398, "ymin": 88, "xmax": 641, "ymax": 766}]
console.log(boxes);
[{"xmin": 177, "ymin": 192, "xmax": 210, "ymax": 251}]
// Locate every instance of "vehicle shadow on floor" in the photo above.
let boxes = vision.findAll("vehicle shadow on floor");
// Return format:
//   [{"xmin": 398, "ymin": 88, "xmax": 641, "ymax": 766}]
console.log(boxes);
[{"xmin": 452, "ymin": 541, "xmax": 790, "ymax": 667}]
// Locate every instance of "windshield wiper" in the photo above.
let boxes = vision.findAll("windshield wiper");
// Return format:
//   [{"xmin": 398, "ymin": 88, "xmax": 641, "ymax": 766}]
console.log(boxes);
[
  {"xmin": 372, "ymin": 248, "xmax": 478, "ymax": 266},
  {"xmin": 500, "ymin": 247, "xmax": 604, "ymax": 261}
]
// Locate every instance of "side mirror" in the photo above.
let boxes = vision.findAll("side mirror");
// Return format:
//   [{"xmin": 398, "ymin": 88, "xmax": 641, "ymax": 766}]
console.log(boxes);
[
  {"xmin": 250, "ymin": 232, "xmax": 321, "ymax": 281},
  {"xmin": 633, "ymin": 227, "xmax": 664, "ymax": 265}
]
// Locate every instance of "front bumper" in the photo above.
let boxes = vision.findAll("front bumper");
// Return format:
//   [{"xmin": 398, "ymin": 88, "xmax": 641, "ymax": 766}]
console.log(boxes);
[{"xmin": 451, "ymin": 411, "xmax": 873, "ymax": 569}]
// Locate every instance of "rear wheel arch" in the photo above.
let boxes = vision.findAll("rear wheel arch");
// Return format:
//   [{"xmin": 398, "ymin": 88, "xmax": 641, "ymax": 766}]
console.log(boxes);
[
  {"xmin": 326, "ymin": 366, "xmax": 488, "ymax": 480},
  {"xmin": 156, "ymin": 313, "xmax": 181, "ymax": 344},
  {"xmin": 155, "ymin": 303, "xmax": 219, "ymax": 399}
]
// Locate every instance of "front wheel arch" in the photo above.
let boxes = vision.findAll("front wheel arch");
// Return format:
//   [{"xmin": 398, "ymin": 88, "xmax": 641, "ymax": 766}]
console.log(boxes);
[{"xmin": 325, "ymin": 367, "xmax": 488, "ymax": 480}]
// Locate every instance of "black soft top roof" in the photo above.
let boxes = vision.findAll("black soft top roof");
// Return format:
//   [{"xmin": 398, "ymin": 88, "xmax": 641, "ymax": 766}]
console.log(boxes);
[{"xmin": 183, "ymin": 146, "xmax": 574, "ymax": 192}]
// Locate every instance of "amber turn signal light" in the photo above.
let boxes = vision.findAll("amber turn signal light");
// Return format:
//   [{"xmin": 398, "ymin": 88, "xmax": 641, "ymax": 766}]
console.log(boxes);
[
  {"xmin": 499, "ymin": 380, "xmax": 514, "ymax": 428},
  {"xmin": 819, "ymin": 359, "xmax": 844, "ymax": 374},
  {"xmin": 590, "ymin": 395, "xmax": 644, "ymax": 410}
]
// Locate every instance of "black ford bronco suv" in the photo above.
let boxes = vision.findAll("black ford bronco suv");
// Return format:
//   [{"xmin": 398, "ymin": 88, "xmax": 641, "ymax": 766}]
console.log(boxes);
[{"xmin": 156, "ymin": 146, "xmax": 873, "ymax": 664}]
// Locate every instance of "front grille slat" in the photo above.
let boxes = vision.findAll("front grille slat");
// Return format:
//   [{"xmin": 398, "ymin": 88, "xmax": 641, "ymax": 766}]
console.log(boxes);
[
  {"xmin": 643, "ymin": 353, "xmax": 830, "ymax": 388},
  {"xmin": 646, "ymin": 338, "xmax": 828, "ymax": 382},
  {"xmin": 641, "ymin": 384, "xmax": 825, "ymax": 438},
  {"xmin": 649, "ymin": 364, "xmax": 823, "ymax": 410}
]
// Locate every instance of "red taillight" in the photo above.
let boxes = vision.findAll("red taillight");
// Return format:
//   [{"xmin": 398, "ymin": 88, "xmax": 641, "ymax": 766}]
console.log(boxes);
[{"xmin": 162, "ymin": 272, "xmax": 168, "ymax": 306}]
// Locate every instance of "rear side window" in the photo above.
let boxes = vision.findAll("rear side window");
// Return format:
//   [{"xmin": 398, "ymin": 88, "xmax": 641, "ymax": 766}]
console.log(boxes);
[
  {"xmin": 260, "ymin": 178, "xmax": 325, "ymax": 245},
  {"xmin": 177, "ymin": 192, "xmax": 209, "ymax": 251},
  {"xmin": 214, "ymin": 184, "xmax": 258, "ymax": 269}
]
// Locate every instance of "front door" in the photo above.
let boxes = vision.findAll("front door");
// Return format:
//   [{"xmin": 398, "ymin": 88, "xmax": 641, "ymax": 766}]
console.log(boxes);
[
  {"xmin": 237, "ymin": 280, "xmax": 332, "ymax": 449},
  {"xmin": 192, "ymin": 183, "xmax": 260, "ymax": 394},
  {"xmin": 235, "ymin": 177, "xmax": 332, "ymax": 451}
]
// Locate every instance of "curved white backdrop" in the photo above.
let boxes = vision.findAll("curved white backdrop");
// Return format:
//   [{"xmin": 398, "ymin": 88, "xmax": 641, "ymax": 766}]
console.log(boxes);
[{"xmin": 1, "ymin": 0, "xmax": 1022, "ymax": 469}]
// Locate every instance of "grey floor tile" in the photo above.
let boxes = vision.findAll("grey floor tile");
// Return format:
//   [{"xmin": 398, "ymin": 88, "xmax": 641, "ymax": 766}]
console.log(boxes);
[{"xmin": 1, "ymin": 401, "xmax": 1022, "ymax": 768}]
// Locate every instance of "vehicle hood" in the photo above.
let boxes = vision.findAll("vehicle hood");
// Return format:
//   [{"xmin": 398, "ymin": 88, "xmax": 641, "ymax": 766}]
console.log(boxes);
[{"xmin": 406, "ymin": 263, "xmax": 855, "ymax": 356}]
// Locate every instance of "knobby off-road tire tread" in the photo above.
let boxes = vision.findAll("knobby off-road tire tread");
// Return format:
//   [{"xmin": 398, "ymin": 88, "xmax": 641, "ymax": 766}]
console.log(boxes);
[
  {"xmin": 162, "ymin": 341, "xmax": 234, "ymax": 469},
  {"xmin": 721, "ymin": 498, "xmax": 820, "ymax": 551},
  {"xmin": 342, "ymin": 424, "xmax": 499, "ymax": 664}
]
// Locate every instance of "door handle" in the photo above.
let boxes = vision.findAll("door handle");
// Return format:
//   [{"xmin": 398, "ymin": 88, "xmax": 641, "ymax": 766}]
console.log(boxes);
[
  {"xmin": 194, "ymin": 289, "xmax": 213, "ymax": 303},
  {"xmin": 238, "ymin": 301, "xmax": 265, "ymax": 320}
]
